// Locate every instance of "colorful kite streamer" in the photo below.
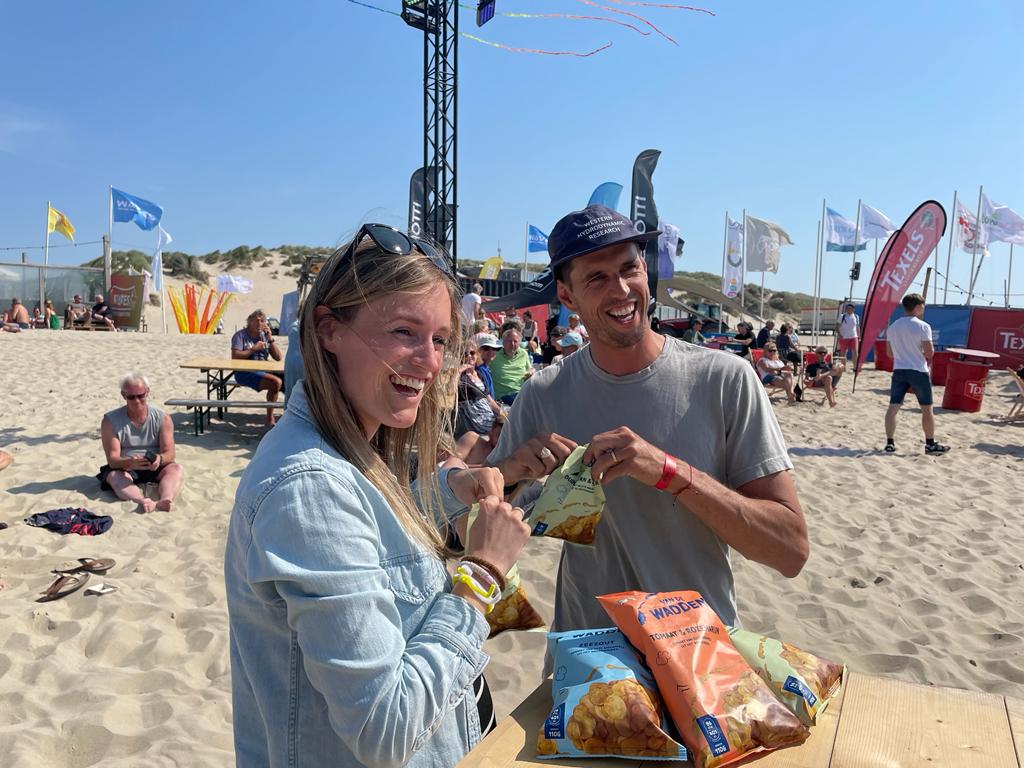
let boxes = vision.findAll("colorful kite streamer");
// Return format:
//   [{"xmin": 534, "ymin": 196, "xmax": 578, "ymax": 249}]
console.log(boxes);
[
  {"xmin": 574, "ymin": 0, "xmax": 677, "ymax": 44},
  {"xmin": 457, "ymin": 3, "xmax": 650, "ymax": 36},
  {"xmin": 462, "ymin": 32, "xmax": 613, "ymax": 56}
]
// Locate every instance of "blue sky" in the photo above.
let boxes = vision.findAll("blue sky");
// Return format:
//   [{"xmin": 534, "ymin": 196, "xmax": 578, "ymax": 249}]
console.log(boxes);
[{"xmin": 2, "ymin": 0, "xmax": 1023, "ymax": 305}]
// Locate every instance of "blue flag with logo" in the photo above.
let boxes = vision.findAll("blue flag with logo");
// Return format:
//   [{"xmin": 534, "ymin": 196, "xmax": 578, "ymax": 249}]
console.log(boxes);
[
  {"xmin": 528, "ymin": 225, "xmax": 548, "ymax": 252},
  {"xmin": 112, "ymin": 188, "xmax": 164, "ymax": 231},
  {"xmin": 588, "ymin": 181, "xmax": 623, "ymax": 210}
]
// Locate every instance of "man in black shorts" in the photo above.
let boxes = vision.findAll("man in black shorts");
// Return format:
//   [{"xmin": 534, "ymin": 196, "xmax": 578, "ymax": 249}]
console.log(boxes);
[{"xmin": 883, "ymin": 293, "xmax": 949, "ymax": 455}]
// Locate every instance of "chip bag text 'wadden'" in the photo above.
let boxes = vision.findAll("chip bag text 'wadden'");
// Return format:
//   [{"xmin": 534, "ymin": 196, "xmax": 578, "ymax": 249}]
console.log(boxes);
[
  {"xmin": 598, "ymin": 590, "xmax": 809, "ymax": 768},
  {"xmin": 537, "ymin": 628, "xmax": 688, "ymax": 761}
]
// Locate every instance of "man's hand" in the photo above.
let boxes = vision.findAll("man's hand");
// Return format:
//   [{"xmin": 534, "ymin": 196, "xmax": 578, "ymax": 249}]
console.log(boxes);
[
  {"xmin": 583, "ymin": 427, "xmax": 666, "ymax": 486},
  {"xmin": 252, "ymin": 341, "xmax": 267, "ymax": 352},
  {"xmin": 447, "ymin": 466, "xmax": 505, "ymax": 507},
  {"xmin": 496, "ymin": 432, "xmax": 577, "ymax": 486}
]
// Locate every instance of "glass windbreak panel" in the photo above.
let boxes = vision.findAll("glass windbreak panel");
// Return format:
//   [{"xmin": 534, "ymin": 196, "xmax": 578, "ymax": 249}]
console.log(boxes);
[
  {"xmin": 41, "ymin": 267, "xmax": 104, "ymax": 308},
  {"xmin": 0, "ymin": 264, "xmax": 40, "ymax": 310}
]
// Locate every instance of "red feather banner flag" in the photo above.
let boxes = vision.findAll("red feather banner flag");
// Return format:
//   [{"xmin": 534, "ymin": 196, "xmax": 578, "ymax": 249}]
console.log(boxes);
[{"xmin": 854, "ymin": 200, "xmax": 947, "ymax": 387}]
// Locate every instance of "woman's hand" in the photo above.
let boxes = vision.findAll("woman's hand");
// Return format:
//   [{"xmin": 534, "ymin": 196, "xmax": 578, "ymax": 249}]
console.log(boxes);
[
  {"xmin": 466, "ymin": 495, "xmax": 530, "ymax": 577},
  {"xmin": 447, "ymin": 466, "xmax": 505, "ymax": 507}
]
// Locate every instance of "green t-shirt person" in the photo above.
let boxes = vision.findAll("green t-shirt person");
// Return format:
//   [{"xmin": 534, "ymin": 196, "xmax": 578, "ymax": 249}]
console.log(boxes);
[{"xmin": 490, "ymin": 346, "xmax": 532, "ymax": 400}]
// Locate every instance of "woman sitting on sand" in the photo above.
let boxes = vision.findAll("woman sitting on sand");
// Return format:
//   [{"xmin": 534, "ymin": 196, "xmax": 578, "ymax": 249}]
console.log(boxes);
[{"xmin": 224, "ymin": 224, "xmax": 530, "ymax": 768}]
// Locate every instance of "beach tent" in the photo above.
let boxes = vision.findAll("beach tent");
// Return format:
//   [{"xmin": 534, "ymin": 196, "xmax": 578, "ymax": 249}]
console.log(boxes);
[{"xmin": 657, "ymin": 275, "xmax": 760, "ymax": 322}]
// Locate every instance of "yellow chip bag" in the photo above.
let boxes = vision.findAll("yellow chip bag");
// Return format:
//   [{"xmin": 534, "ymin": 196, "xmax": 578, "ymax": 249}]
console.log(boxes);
[
  {"xmin": 461, "ymin": 505, "xmax": 545, "ymax": 638},
  {"xmin": 537, "ymin": 628, "xmax": 688, "ymax": 761},
  {"xmin": 726, "ymin": 627, "xmax": 845, "ymax": 726},
  {"xmin": 526, "ymin": 444, "xmax": 605, "ymax": 545}
]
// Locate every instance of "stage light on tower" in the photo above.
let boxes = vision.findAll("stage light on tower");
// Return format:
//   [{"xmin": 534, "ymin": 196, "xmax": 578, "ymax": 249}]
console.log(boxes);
[{"xmin": 476, "ymin": 0, "xmax": 495, "ymax": 26}]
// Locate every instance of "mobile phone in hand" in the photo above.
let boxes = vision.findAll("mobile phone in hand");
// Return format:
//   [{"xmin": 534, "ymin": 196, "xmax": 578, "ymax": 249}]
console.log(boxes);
[{"xmin": 144, "ymin": 450, "xmax": 158, "ymax": 464}]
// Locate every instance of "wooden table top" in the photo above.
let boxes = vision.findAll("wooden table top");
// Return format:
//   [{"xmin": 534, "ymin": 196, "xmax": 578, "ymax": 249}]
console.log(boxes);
[
  {"xmin": 457, "ymin": 671, "xmax": 1024, "ymax": 768},
  {"xmin": 180, "ymin": 356, "xmax": 285, "ymax": 373}
]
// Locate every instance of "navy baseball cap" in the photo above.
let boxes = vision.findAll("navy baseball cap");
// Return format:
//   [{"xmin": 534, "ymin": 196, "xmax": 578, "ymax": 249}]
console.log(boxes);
[{"xmin": 548, "ymin": 204, "xmax": 660, "ymax": 271}]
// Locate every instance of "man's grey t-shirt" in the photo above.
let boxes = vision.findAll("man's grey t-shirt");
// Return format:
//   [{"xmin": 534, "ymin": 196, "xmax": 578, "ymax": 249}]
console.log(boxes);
[{"xmin": 490, "ymin": 336, "xmax": 793, "ymax": 632}]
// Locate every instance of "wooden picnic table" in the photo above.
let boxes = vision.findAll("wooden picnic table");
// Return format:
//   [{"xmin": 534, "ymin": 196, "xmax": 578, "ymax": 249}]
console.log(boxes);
[
  {"xmin": 458, "ymin": 671, "xmax": 1024, "ymax": 767},
  {"xmin": 180, "ymin": 356, "xmax": 285, "ymax": 420}
]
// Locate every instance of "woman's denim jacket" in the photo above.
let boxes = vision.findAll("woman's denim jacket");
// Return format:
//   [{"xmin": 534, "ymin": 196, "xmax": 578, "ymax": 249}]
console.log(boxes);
[{"xmin": 225, "ymin": 382, "xmax": 488, "ymax": 767}]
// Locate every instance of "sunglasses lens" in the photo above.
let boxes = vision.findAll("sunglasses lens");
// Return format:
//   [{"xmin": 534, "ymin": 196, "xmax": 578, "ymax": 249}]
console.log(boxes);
[{"xmin": 364, "ymin": 224, "xmax": 411, "ymax": 254}]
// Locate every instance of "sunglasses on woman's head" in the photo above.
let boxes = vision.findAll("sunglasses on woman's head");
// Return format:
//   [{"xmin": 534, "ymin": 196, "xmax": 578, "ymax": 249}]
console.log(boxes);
[{"xmin": 333, "ymin": 223, "xmax": 453, "ymax": 280}]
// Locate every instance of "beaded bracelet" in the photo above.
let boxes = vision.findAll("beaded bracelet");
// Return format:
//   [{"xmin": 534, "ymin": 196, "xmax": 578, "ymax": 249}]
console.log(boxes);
[{"xmin": 460, "ymin": 555, "xmax": 507, "ymax": 592}]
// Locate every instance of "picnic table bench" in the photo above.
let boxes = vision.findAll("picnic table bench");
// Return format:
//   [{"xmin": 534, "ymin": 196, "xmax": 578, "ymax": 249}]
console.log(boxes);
[
  {"xmin": 164, "ymin": 398, "xmax": 286, "ymax": 435},
  {"xmin": 172, "ymin": 357, "xmax": 287, "ymax": 434},
  {"xmin": 458, "ymin": 671, "xmax": 1024, "ymax": 767}
]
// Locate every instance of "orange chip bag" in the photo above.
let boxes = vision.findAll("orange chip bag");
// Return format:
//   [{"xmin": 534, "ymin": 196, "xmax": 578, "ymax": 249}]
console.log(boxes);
[{"xmin": 598, "ymin": 590, "xmax": 809, "ymax": 768}]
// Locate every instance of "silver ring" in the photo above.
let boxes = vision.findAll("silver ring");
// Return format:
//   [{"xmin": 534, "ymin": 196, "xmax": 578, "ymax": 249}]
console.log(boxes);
[
  {"xmin": 539, "ymin": 447, "xmax": 554, "ymax": 461},
  {"xmin": 609, "ymin": 449, "xmax": 619, "ymax": 464}
]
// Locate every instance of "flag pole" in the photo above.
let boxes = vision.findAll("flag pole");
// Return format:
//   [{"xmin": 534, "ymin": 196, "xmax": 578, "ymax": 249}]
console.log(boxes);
[
  {"xmin": 108, "ymin": 185, "xmax": 114, "ymax": 255},
  {"xmin": 522, "ymin": 222, "xmax": 529, "ymax": 282},
  {"xmin": 967, "ymin": 185, "xmax": 983, "ymax": 304},
  {"xmin": 1008, "ymin": 244, "xmax": 1014, "ymax": 308},
  {"xmin": 846, "ymin": 199, "xmax": 862, "ymax": 302},
  {"xmin": 815, "ymin": 219, "xmax": 823, "ymax": 346},
  {"xmin": 720, "ymin": 211, "xmax": 728, "ymax": 325},
  {"xmin": 44, "ymin": 201, "xmax": 51, "ymax": 267},
  {"xmin": 818, "ymin": 198, "xmax": 827, "ymax": 340},
  {"xmin": 759, "ymin": 270, "xmax": 765, "ymax": 319},
  {"xmin": 943, "ymin": 190, "xmax": 957, "ymax": 303},
  {"xmin": 741, "ymin": 209, "xmax": 747, "ymax": 320}
]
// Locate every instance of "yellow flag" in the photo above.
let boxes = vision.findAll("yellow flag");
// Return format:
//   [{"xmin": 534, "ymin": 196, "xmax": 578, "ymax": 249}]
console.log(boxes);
[
  {"xmin": 479, "ymin": 255, "xmax": 503, "ymax": 280},
  {"xmin": 47, "ymin": 204, "xmax": 75, "ymax": 241}
]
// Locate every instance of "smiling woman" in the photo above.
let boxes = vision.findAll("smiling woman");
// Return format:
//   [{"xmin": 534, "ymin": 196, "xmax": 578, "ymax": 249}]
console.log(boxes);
[{"xmin": 224, "ymin": 224, "xmax": 532, "ymax": 768}]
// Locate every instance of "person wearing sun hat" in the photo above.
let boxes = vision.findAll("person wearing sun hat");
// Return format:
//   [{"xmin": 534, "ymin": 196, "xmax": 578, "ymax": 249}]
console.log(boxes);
[
  {"xmin": 550, "ymin": 330, "xmax": 584, "ymax": 364},
  {"xmin": 487, "ymin": 203, "xmax": 808, "ymax": 638}
]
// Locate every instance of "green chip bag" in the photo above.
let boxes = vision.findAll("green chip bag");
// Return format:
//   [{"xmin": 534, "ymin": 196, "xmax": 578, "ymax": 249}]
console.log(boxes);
[
  {"xmin": 526, "ymin": 444, "xmax": 605, "ymax": 545},
  {"xmin": 726, "ymin": 627, "xmax": 845, "ymax": 726}
]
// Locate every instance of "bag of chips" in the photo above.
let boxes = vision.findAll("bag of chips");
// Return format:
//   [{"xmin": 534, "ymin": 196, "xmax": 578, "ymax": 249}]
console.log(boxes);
[
  {"xmin": 598, "ymin": 590, "xmax": 809, "ymax": 768},
  {"xmin": 726, "ymin": 627, "xmax": 844, "ymax": 726},
  {"xmin": 536, "ymin": 628, "xmax": 688, "ymax": 761},
  {"xmin": 525, "ymin": 444, "xmax": 605, "ymax": 545},
  {"xmin": 461, "ymin": 505, "xmax": 545, "ymax": 638}
]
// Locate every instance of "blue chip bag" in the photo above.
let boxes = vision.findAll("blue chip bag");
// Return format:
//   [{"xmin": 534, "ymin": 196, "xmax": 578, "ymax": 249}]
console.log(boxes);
[{"xmin": 536, "ymin": 628, "xmax": 688, "ymax": 761}]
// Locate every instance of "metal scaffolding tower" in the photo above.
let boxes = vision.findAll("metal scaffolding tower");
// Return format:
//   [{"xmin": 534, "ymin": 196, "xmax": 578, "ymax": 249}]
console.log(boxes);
[{"xmin": 402, "ymin": 0, "xmax": 458, "ymax": 266}]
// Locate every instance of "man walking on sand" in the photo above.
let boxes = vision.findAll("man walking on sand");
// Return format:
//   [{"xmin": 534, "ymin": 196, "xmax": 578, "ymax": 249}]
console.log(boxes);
[
  {"xmin": 488, "ymin": 204, "xmax": 808, "ymax": 634},
  {"xmin": 884, "ymin": 293, "xmax": 950, "ymax": 455}
]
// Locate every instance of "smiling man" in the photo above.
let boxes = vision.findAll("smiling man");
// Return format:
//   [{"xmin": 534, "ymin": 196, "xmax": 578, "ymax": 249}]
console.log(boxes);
[{"xmin": 488, "ymin": 204, "xmax": 808, "ymax": 634}]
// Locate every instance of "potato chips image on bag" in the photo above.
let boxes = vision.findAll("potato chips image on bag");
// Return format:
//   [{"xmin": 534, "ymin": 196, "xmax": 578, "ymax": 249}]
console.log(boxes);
[
  {"xmin": 726, "ymin": 627, "xmax": 845, "ymax": 726},
  {"xmin": 461, "ymin": 505, "xmax": 545, "ymax": 638},
  {"xmin": 525, "ymin": 444, "xmax": 605, "ymax": 545},
  {"xmin": 598, "ymin": 590, "xmax": 809, "ymax": 768},
  {"xmin": 536, "ymin": 628, "xmax": 688, "ymax": 761}
]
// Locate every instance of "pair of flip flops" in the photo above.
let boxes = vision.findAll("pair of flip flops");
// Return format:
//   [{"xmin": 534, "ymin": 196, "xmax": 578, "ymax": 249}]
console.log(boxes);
[{"xmin": 37, "ymin": 558, "xmax": 115, "ymax": 603}]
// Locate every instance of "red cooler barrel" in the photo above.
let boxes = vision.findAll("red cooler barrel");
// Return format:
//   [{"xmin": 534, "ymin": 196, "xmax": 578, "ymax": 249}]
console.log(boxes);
[
  {"xmin": 874, "ymin": 339, "xmax": 893, "ymax": 372},
  {"xmin": 941, "ymin": 360, "xmax": 989, "ymax": 412},
  {"xmin": 931, "ymin": 350, "xmax": 955, "ymax": 386}
]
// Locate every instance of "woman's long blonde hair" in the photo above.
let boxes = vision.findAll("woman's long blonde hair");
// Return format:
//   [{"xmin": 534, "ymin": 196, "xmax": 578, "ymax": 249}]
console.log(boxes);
[{"xmin": 299, "ymin": 237, "xmax": 461, "ymax": 557}]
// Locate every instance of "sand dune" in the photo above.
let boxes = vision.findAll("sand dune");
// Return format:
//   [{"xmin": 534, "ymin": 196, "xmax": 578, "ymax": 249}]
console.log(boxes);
[{"xmin": 1, "ymin": 328, "xmax": 1022, "ymax": 766}]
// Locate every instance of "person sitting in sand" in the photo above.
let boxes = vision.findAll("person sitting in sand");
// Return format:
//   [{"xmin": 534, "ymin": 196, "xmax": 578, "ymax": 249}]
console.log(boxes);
[
  {"xmin": 65, "ymin": 294, "xmax": 89, "ymax": 328},
  {"xmin": 756, "ymin": 344, "xmax": 798, "ymax": 404},
  {"xmin": 231, "ymin": 309, "xmax": 284, "ymax": 427},
  {"xmin": 803, "ymin": 346, "xmax": 844, "ymax": 407},
  {"xmin": 2, "ymin": 297, "xmax": 31, "ymax": 332},
  {"xmin": 44, "ymin": 299, "xmax": 61, "ymax": 329},
  {"xmin": 98, "ymin": 373, "xmax": 185, "ymax": 513},
  {"xmin": 224, "ymin": 222, "xmax": 529, "ymax": 766},
  {"xmin": 90, "ymin": 294, "xmax": 116, "ymax": 330}
]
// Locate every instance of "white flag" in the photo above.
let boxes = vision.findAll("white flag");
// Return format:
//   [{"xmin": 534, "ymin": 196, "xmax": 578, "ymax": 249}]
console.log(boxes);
[
  {"xmin": 217, "ymin": 274, "xmax": 254, "ymax": 294},
  {"xmin": 744, "ymin": 215, "xmax": 793, "ymax": 273},
  {"xmin": 722, "ymin": 217, "xmax": 743, "ymax": 297},
  {"xmin": 860, "ymin": 203, "xmax": 896, "ymax": 240},
  {"xmin": 151, "ymin": 225, "xmax": 172, "ymax": 293},
  {"xmin": 824, "ymin": 208, "xmax": 867, "ymax": 252},
  {"xmin": 657, "ymin": 220, "xmax": 681, "ymax": 279},
  {"xmin": 956, "ymin": 201, "xmax": 988, "ymax": 254},
  {"xmin": 981, "ymin": 193, "xmax": 1024, "ymax": 245}
]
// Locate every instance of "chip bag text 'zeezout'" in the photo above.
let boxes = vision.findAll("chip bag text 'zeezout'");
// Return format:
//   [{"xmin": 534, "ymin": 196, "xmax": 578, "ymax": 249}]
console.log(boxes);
[{"xmin": 598, "ymin": 590, "xmax": 809, "ymax": 768}]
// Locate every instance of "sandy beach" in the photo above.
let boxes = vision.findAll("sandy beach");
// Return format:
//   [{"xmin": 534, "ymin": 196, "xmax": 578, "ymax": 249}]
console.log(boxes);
[{"xmin": 1, "ymin": 329, "xmax": 1022, "ymax": 767}]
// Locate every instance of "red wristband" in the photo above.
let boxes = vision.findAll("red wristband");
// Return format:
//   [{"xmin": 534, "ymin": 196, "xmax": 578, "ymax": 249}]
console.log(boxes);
[{"xmin": 654, "ymin": 453, "xmax": 678, "ymax": 490}]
